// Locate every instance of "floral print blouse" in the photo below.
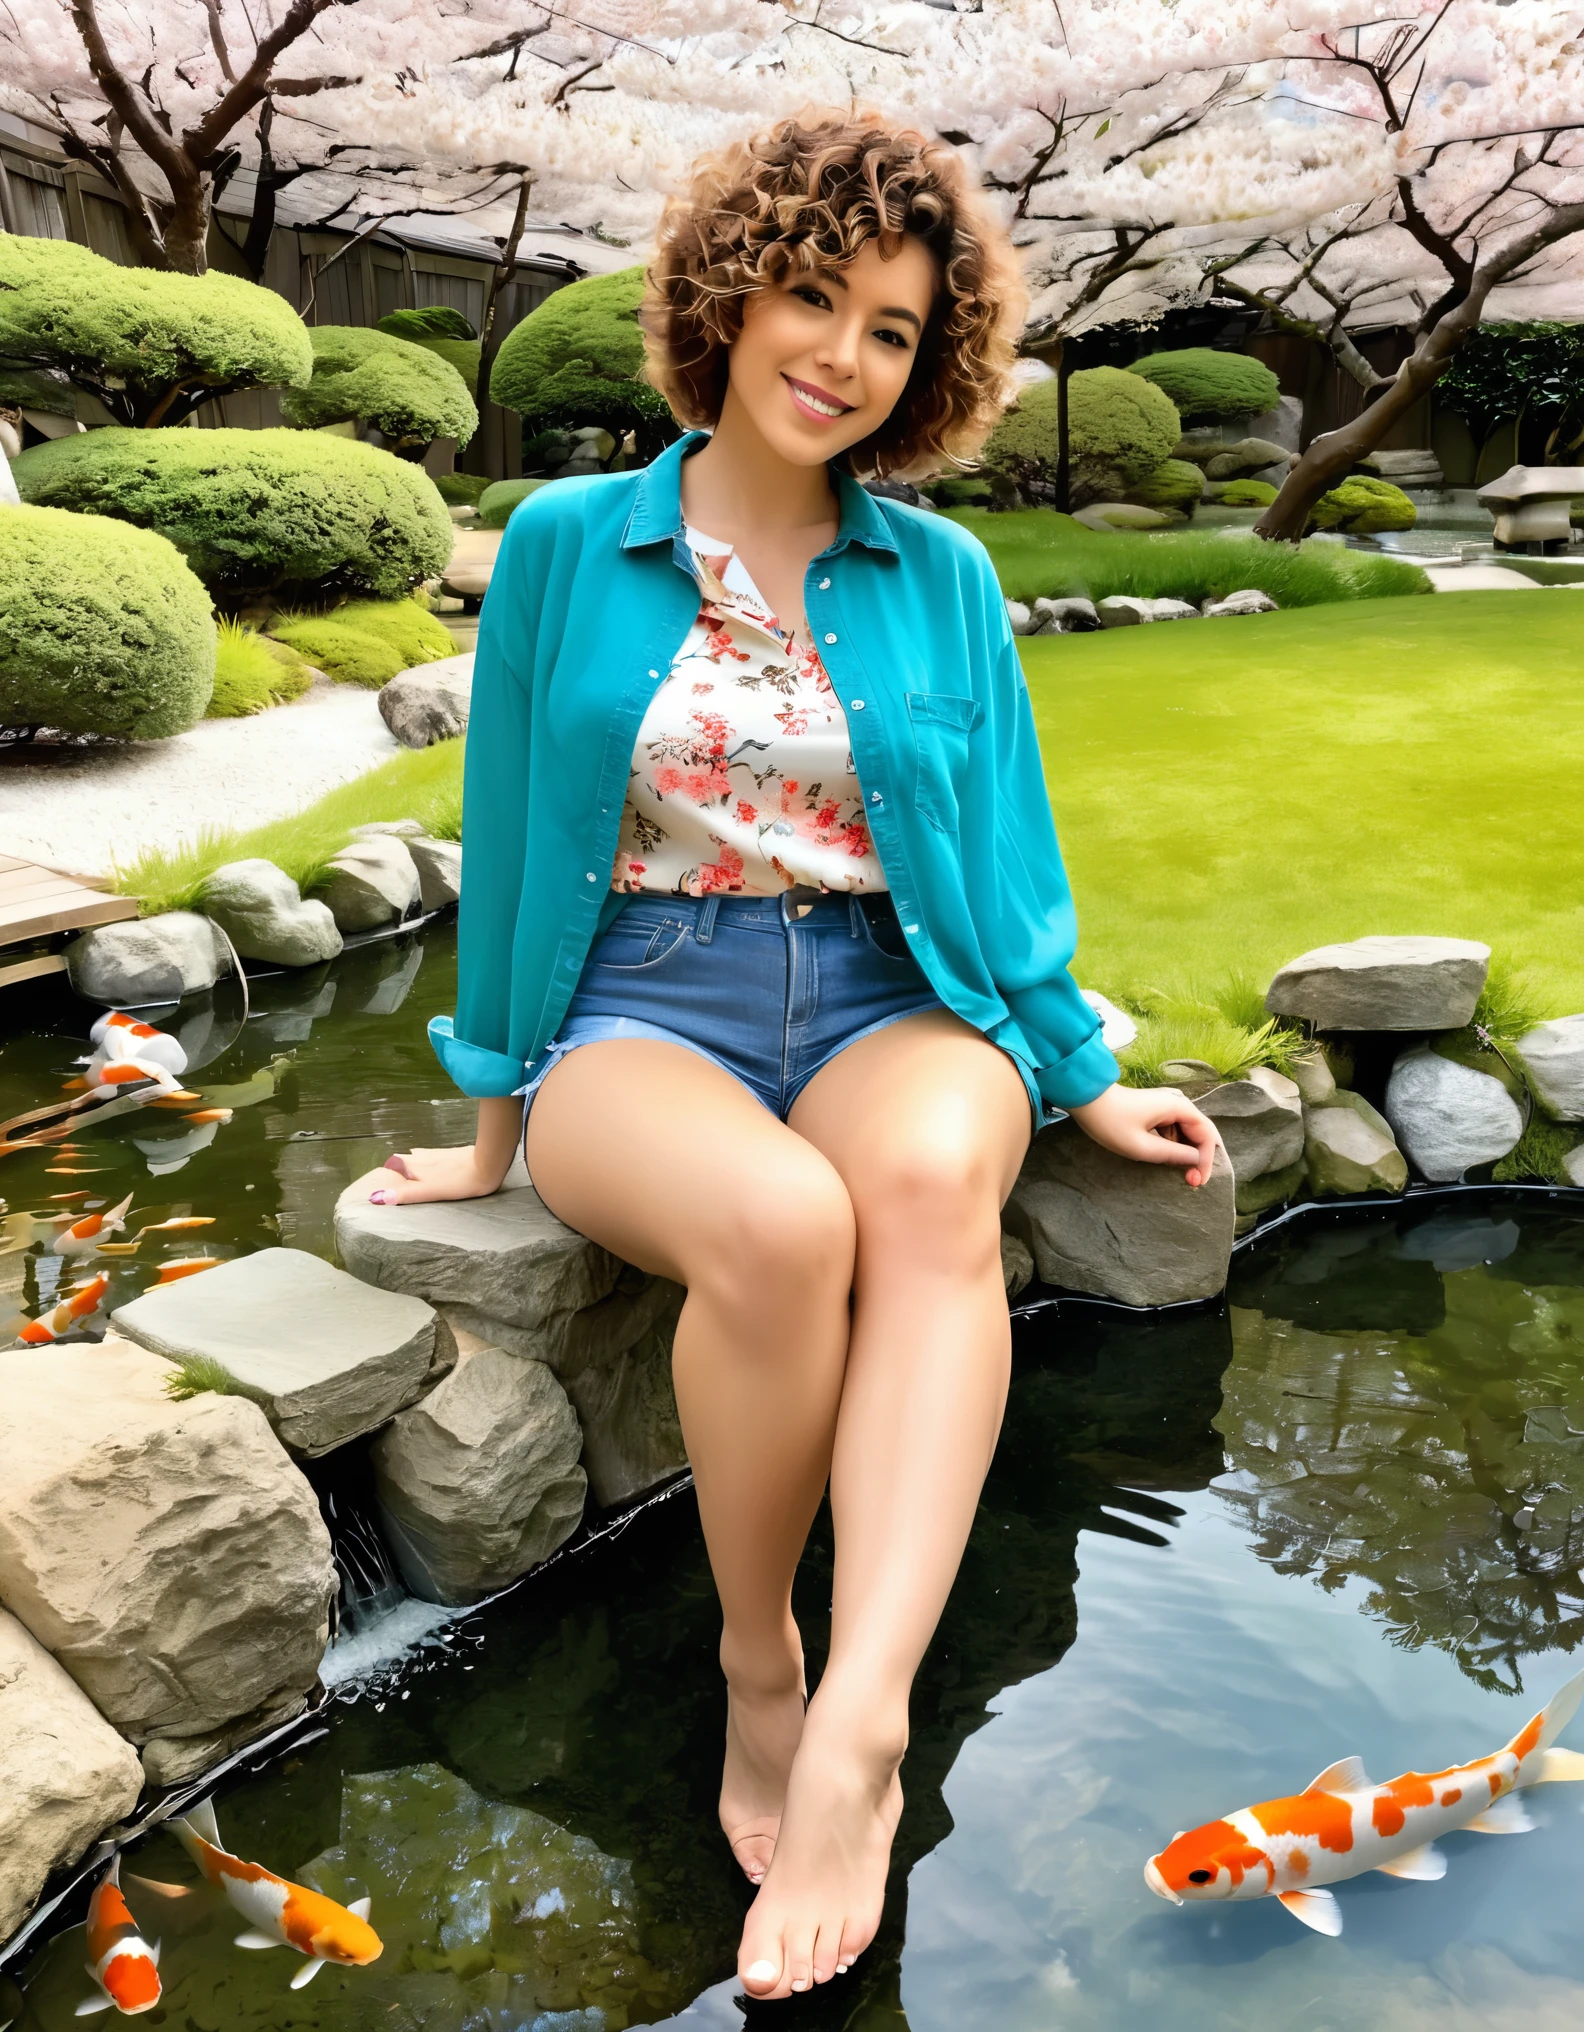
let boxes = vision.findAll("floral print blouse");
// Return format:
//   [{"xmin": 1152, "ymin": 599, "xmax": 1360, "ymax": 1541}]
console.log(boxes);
[{"xmin": 610, "ymin": 527, "xmax": 887, "ymax": 897}]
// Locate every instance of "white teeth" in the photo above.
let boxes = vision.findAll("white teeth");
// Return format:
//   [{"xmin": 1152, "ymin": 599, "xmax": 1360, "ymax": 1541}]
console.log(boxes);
[{"xmin": 795, "ymin": 386, "xmax": 844, "ymax": 417}]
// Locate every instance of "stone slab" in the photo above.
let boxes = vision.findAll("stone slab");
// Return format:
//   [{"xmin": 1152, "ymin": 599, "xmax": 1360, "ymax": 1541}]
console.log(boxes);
[
  {"xmin": 0, "ymin": 1334, "xmax": 335, "ymax": 1747},
  {"xmin": 112, "ymin": 1247, "xmax": 441, "ymax": 1456},
  {"xmin": 0, "ymin": 1606, "xmax": 143, "ymax": 1940},
  {"xmin": 1265, "ymin": 935, "xmax": 1490, "ymax": 1031},
  {"xmin": 1002, "ymin": 1119, "xmax": 1235, "ymax": 1307}
]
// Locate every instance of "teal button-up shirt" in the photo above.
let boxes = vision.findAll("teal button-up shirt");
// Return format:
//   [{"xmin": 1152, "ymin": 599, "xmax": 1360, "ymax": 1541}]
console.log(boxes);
[{"xmin": 429, "ymin": 431, "xmax": 1118, "ymax": 1122}]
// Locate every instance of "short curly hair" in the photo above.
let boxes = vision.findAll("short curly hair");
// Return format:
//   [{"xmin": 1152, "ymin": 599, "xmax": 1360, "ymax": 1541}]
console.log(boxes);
[{"xmin": 641, "ymin": 108, "xmax": 1026, "ymax": 481}]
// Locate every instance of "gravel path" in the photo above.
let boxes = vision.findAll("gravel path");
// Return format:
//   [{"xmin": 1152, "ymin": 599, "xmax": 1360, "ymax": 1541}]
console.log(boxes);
[{"xmin": 0, "ymin": 680, "xmax": 402, "ymax": 879}]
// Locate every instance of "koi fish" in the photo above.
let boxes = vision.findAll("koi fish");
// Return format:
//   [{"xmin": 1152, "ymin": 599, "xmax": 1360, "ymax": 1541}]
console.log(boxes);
[
  {"xmin": 178, "ymin": 1109, "xmax": 232, "ymax": 1126},
  {"xmin": 136, "ymin": 1217, "xmax": 215, "ymax": 1235},
  {"xmin": 17, "ymin": 1272, "xmax": 110, "ymax": 1344},
  {"xmin": 76, "ymin": 1856, "xmax": 160, "ymax": 2016},
  {"xmin": 51, "ymin": 1193, "xmax": 134, "ymax": 1258},
  {"xmin": 170, "ymin": 1797, "xmax": 380, "ymax": 1989},
  {"xmin": 152, "ymin": 1258, "xmax": 221, "ymax": 1284},
  {"xmin": 88, "ymin": 1013, "xmax": 187, "ymax": 1078},
  {"xmin": 1146, "ymin": 1670, "xmax": 1584, "ymax": 1935}
]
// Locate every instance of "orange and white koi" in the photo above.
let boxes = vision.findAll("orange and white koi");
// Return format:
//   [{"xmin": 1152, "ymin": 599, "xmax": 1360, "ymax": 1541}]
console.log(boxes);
[
  {"xmin": 170, "ymin": 1798, "xmax": 380, "ymax": 1989},
  {"xmin": 1146, "ymin": 1669, "xmax": 1584, "ymax": 1935},
  {"xmin": 51, "ymin": 1193, "xmax": 134, "ymax": 1258},
  {"xmin": 76, "ymin": 1856, "xmax": 160, "ymax": 2017},
  {"xmin": 136, "ymin": 1217, "xmax": 215, "ymax": 1235},
  {"xmin": 152, "ymin": 1258, "xmax": 221, "ymax": 1284},
  {"xmin": 18, "ymin": 1272, "xmax": 110, "ymax": 1344},
  {"xmin": 88, "ymin": 1013, "xmax": 188, "ymax": 1079}
]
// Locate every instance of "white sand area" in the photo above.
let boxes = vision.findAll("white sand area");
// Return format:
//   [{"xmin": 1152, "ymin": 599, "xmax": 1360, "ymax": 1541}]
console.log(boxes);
[{"xmin": 0, "ymin": 679, "xmax": 402, "ymax": 880}]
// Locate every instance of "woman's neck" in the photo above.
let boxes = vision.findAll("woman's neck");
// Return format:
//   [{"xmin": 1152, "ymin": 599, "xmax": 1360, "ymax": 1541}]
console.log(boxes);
[{"xmin": 679, "ymin": 385, "xmax": 839, "ymax": 545}]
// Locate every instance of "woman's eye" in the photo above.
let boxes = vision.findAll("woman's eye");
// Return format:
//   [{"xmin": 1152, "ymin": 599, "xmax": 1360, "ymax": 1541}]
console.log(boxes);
[
  {"xmin": 874, "ymin": 328, "xmax": 910, "ymax": 349},
  {"xmin": 793, "ymin": 287, "xmax": 831, "ymax": 311}
]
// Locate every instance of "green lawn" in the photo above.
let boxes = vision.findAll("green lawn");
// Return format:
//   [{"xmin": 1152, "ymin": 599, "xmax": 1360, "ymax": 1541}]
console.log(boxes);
[{"xmin": 1030, "ymin": 592, "xmax": 1584, "ymax": 1018}]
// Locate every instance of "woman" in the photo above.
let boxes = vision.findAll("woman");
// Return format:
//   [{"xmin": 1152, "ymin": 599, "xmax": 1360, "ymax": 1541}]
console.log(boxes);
[{"xmin": 376, "ymin": 110, "xmax": 1217, "ymax": 2001}]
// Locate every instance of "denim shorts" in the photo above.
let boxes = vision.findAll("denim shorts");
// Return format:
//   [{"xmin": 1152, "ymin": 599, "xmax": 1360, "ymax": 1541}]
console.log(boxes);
[{"xmin": 520, "ymin": 890, "xmax": 946, "ymax": 1124}]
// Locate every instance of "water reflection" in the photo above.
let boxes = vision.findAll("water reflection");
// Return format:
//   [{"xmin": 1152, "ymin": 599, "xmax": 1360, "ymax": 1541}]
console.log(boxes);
[{"xmin": 1219, "ymin": 1201, "xmax": 1584, "ymax": 1692}]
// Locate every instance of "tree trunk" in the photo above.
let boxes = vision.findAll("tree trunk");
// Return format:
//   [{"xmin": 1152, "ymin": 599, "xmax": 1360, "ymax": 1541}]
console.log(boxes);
[
  {"xmin": 1052, "ymin": 339, "xmax": 1071, "ymax": 514},
  {"xmin": 474, "ymin": 175, "xmax": 534, "ymax": 481}
]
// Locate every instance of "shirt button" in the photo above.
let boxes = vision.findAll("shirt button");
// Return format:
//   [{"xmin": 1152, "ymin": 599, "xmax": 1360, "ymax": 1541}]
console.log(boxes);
[
  {"xmin": 851, "ymin": 698, "xmax": 865, "ymax": 710},
  {"xmin": 818, "ymin": 578, "xmax": 831, "ymax": 591},
  {"xmin": 648, "ymin": 669, "xmax": 659, "ymax": 679},
  {"xmin": 585, "ymin": 872, "xmax": 597, "ymax": 882},
  {"xmin": 870, "ymin": 791, "xmax": 882, "ymax": 805},
  {"xmin": 824, "ymin": 632, "xmax": 837, "ymax": 645}
]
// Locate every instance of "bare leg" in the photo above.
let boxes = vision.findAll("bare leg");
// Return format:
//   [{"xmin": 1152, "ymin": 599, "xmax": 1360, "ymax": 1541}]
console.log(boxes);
[
  {"xmin": 736, "ymin": 1011, "xmax": 1031, "ymax": 1995},
  {"xmin": 524, "ymin": 1040, "xmax": 856, "ymax": 1883}
]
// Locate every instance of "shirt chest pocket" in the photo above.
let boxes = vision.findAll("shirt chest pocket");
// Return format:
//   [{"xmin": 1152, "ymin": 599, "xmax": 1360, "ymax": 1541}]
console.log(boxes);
[{"xmin": 906, "ymin": 691, "xmax": 983, "ymax": 832}]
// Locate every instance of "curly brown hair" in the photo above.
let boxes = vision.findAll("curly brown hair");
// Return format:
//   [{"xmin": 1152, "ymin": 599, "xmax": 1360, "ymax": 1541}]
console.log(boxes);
[{"xmin": 640, "ymin": 108, "xmax": 1026, "ymax": 481}]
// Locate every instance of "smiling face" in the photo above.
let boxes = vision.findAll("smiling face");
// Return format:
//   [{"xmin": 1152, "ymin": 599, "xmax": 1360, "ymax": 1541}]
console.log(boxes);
[{"xmin": 723, "ymin": 234, "xmax": 938, "ymax": 469}]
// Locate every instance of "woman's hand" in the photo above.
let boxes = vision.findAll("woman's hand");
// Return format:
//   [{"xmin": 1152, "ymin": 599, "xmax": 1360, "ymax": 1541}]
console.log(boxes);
[
  {"xmin": 1068, "ymin": 1082, "xmax": 1222, "ymax": 1189},
  {"xmin": 365, "ymin": 1097, "xmax": 524, "ymax": 1205}
]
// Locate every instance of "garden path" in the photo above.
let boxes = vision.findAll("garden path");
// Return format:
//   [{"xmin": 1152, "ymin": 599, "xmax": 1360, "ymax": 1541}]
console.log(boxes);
[{"xmin": 0, "ymin": 678, "xmax": 401, "ymax": 879}]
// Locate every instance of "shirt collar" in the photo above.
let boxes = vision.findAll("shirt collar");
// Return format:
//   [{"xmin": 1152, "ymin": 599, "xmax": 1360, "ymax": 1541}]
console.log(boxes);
[{"xmin": 621, "ymin": 430, "xmax": 900, "ymax": 559}]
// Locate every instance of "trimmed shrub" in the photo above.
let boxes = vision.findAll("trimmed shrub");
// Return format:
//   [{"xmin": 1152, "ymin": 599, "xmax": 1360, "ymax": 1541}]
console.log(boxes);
[
  {"xmin": 1309, "ymin": 475, "xmax": 1416, "ymax": 535},
  {"xmin": 435, "ymin": 472, "xmax": 489, "ymax": 507},
  {"xmin": 1216, "ymin": 478, "xmax": 1279, "ymax": 506},
  {"xmin": 267, "ymin": 616, "xmax": 405, "ymax": 689},
  {"xmin": 0, "ymin": 362, "xmax": 75, "ymax": 416},
  {"xmin": 982, "ymin": 369, "xmax": 1181, "ymax": 507},
  {"xmin": 0, "ymin": 504, "xmax": 214, "ymax": 737},
  {"xmin": 1128, "ymin": 348, "xmax": 1281, "ymax": 423},
  {"xmin": 376, "ymin": 308, "xmax": 481, "ymax": 393},
  {"xmin": 921, "ymin": 474, "xmax": 995, "ymax": 508},
  {"xmin": 208, "ymin": 619, "xmax": 312, "ymax": 718},
  {"xmin": 0, "ymin": 233, "xmax": 311, "ymax": 427},
  {"xmin": 281, "ymin": 327, "xmax": 476, "ymax": 455},
  {"xmin": 1129, "ymin": 458, "xmax": 1205, "ymax": 515},
  {"xmin": 13, "ymin": 427, "xmax": 452, "ymax": 604},
  {"xmin": 478, "ymin": 477, "xmax": 551, "ymax": 528},
  {"xmin": 490, "ymin": 268, "xmax": 675, "ymax": 458}
]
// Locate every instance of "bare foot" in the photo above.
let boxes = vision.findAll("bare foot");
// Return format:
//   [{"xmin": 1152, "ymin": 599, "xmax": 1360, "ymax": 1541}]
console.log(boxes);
[
  {"xmin": 720, "ymin": 1677, "xmax": 807, "ymax": 1885},
  {"xmin": 737, "ymin": 1713, "xmax": 904, "ymax": 1997}
]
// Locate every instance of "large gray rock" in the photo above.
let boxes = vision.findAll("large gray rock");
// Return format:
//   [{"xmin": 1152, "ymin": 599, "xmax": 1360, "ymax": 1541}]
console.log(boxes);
[
  {"xmin": 315, "ymin": 836, "xmax": 420, "ymax": 934},
  {"xmin": 112, "ymin": 1247, "xmax": 444, "ymax": 1457},
  {"xmin": 1287, "ymin": 1047, "xmax": 1337, "ymax": 1106},
  {"xmin": 370, "ymin": 1348, "xmax": 586, "ymax": 1605},
  {"xmin": 139, "ymin": 1684, "xmax": 309, "ymax": 1790},
  {"xmin": 201, "ymin": 858, "xmax": 342, "ymax": 968},
  {"xmin": 1001, "ymin": 1232, "xmax": 1035, "ymax": 1299},
  {"xmin": 0, "ymin": 1607, "xmax": 143, "ymax": 1940},
  {"xmin": 1198, "ymin": 1068, "xmax": 1305, "ymax": 1214},
  {"xmin": 554, "ymin": 1276, "xmax": 687, "ymax": 1507},
  {"xmin": 1005, "ymin": 598, "xmax": 1036, "ymax": 636},
  {"xmin": 1512, "ymin": 1015, "xmax": 1584, "ymax": 1120},
  {"xmin": 335, "ymin": 1181, "xmax": 622, "ymax": 1360},
  {"xmin": 0, "ymin": 1335, "xmax": 335, "ymax": 1750},
  {"xmin": 1303, "ymin": 1091, "xmax": 1409, "ymax": 1196},
  {"xmin": 408, "ymin": 835, "xmax": 462, "ymax": 911},
  {"xmin": 1002, "ymin": 1119, "xmax": 1235, "ymax": 1307},
  {"xmin": 1203, "ymin": 436, "xmax": 1293, "ymax": 480},
  {"xmin": 1385, "ymin": 1044, "xmax": 1526, "ymax": 1182},
  {"xmin": 1563, "ymin": 1144, "xmax": 1584, "ymax": 1187},
  {"xmin": 1097, "ymin": 595, "xmax": 1200, "ymax": 627},
  {"xmin": 1265, "ymin": 935, "xmax": 1490, "ymax": 1032},
  {"xmin": 1201, "ymin": 589, "xmax": 1279, "ymax": 618},
  {"xmin": 1246, "ymin": 396, "xmax": 1303, "ymax": 454},
  {"xmin": 379, "ymin": 653, "xmax": 473, "ymax": 748},
  {"xmin": 67, "ymin": 911, "xmax": 227, "ymax": 1006}
]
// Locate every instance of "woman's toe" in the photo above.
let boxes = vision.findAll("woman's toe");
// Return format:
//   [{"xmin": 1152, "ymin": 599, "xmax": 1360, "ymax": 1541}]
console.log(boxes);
[
  {"xmin": 811, "ymin": 1924, "xmax": 844, "ymax": 1986},
  {"xmin": 742, "ymin": 1955, "xmax": 781, "ymax": 1997}
]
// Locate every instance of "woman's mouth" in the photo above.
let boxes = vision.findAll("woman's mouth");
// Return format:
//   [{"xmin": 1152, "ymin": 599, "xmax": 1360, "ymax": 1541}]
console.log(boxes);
[{"xmin": 784, "ymin": 375, "xmax": 855, "ymax": 424}]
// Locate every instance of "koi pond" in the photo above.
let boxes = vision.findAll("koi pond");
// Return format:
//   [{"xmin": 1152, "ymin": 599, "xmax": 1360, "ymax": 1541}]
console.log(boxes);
[{"xmin": 5, "ymin": 927, "xmax": 1584, "ymax": 2031}]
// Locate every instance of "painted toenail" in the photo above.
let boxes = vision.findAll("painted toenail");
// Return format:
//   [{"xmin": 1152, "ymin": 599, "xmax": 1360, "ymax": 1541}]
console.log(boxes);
[{"xmin": 746, "ymin": 1961, "xmax": 778, "ymax": 1984}]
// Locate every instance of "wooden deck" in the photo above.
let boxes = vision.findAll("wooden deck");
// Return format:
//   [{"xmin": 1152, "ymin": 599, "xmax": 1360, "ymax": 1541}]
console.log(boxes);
[{"xmin": 0, "ymin": 854, "xmax": 138, "ymax": 971}]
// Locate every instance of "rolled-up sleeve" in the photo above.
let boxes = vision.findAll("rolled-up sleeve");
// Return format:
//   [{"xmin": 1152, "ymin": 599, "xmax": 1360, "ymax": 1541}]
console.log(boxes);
[{"xmin": 427, "ymin": 513, "xmax": 541, "ymax": 1097}]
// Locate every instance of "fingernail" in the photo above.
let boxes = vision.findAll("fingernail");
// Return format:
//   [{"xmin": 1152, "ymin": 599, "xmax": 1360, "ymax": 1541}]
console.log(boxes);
[
  {"xmin": 369, "ymin": 1189, "xmax": 395, "ymax": 1205},
  {"xmin": 746, "ymin": 1960, "xmax": 778, "ymax": 1984}
]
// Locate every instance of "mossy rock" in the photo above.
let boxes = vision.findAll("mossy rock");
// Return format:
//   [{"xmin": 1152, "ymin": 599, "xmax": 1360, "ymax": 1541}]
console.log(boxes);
[
  {"xmin": 434, "ymin": 472, "xmax": 489, "ymax": 508},
  {"xmin": 1216, "ymin": 478, "xmax": 1279, "ymax": 507},
  {"xmin": 266, "ymin": 618, "xmax": 406, "ymax": 689},
  {"xmin": 1309, "ymin": 475, "xmax": 1416, "ymax": 536},
  {"xmin": 1129, "ymin": 458, "xmax": 1205, "ymax": 515}
]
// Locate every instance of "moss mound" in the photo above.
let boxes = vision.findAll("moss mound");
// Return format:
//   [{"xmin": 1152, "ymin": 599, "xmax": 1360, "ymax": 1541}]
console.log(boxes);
[
  {"xmin": 281, "ymin": 327, "xmax": 477, "ymax": 453},
  {"xmin": 1310, "ymin": 475, "xmax": 1416, "ymax": 535},
  {"xmin": 983, "ymin": 369, "xmax": 1181, "ymax": 507},
  {"xmin": 1217, "ymin": 478, "xmax": 1279, "ymax": 506},
  {"xmin": 1129, "ymin": 458, "xmax": 1205, "ymax": 515},
  {"xmin": 0, "ymin": 233, "xmax": 311, "ymax": 426},
  {"xmin": 434, "ymin": 473, "xmax": 489, "ymax": 507},
  {"xmin": 0, "ymin": 504, "xmax": 214, "ymax": 737},
  {"xmin": 478, "ymin": 477, "xmax": 552, "ymax": 528},
  {"xmin": 490, "ymin": 268, "xmax": 673, "ymax": 450},
  {"xmin": 13, "ymin": 426, "xmax": 452, "ymax": 603},
  {"xmin": 1128, "ymin": 348, "xmax": 1281, "ymax": 423},
  {"xmin": 377, "ymin": 307, "xmax": 477, "ymax": 341},
  {"xmin": 268, "ymin": 596, "xmax": 453, "ymax": 688},
  {"xmin": 208, "ymin": 620, "xmax": 312, "ymax": 717}
]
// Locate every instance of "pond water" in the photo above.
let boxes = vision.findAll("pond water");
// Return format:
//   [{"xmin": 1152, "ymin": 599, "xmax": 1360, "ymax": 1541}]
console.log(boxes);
[{"xmin": 6, "ymin": 934, "xmax": 1584, "ymax": 2032}]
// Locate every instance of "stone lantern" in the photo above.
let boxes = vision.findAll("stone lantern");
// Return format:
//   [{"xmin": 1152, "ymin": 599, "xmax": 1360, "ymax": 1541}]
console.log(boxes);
[{"xmin": 1477, "ymin": 464, "xmax": 1584, "ymax": 550}]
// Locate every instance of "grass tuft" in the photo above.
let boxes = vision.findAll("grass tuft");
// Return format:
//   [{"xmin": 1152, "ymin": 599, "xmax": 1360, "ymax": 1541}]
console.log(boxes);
[
  {"xmin": 948, "ymin": 507, "xmax": 1431, "ymax": 608},
  {"xmin": 163, "ymin": 1353, "xmax": 258, "ymax": 1402},
  {"xmin": 1112, "ymin": 976, "xmax": 1308, "ymax": 1087},
  {"xmin": 207, "ymin": 619, "xmax": 313, "ymax": 719},
  {"xmin": 1492, "ymin": 1115, "xmax": 1581, "ymax": 1184},
  {"xmin": 114, "ymin": 740, "xmax": 464, "ymax": 913}
]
